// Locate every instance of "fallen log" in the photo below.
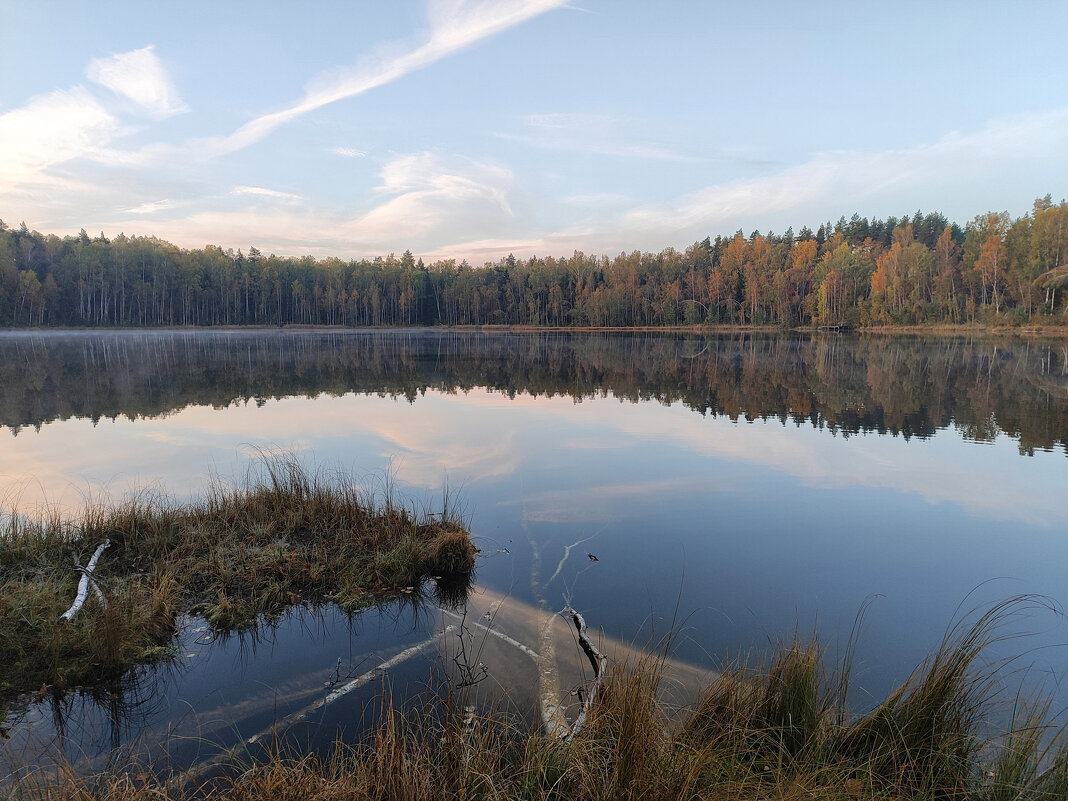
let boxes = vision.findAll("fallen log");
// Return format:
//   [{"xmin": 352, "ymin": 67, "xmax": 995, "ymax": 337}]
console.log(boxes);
[{"xmin": 59, "ymin": 539, "xmax": 110, "ymax": 622}]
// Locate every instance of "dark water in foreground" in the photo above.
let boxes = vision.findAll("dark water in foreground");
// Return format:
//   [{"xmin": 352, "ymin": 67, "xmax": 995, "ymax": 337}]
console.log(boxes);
[{"xmin": 1, "ymin": 329, "xmax": 1067, "ymax": 777}]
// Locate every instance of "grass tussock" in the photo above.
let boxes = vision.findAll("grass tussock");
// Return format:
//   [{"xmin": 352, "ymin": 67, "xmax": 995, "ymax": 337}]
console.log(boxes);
[
  {"xmin": 0, "ymin": 457, "xmax": 474, "ymax": 704},
  {"xmin": 11, "ymin": 598, "xmax": 1068, "ymax": 801}
]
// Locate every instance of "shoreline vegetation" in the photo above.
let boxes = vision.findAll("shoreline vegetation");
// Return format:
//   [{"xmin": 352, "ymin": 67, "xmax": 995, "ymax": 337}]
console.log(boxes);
[
  {"xmin": 0, "ymin": 457, "xmax": 475, "ymax": 709},
  {"xmin": 2, "ymin": 197, "xmax": 1066, "ymax": 331},
  {"xmin": 8, "ymin": 600, "xmax": 1068, "ymax": 800}
]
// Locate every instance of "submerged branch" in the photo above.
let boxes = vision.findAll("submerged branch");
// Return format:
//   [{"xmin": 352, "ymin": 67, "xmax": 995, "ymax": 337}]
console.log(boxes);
[
  {"xmin": 564, "ymin": 607, "xmax": 607, "ymax": 741},
  {"xmin": 439, "ymin": 607, "xmax": 540, "ymax": 662},
  {"xmin": 441, "ymin": 602, "xmax": 606, "ymax": 740},
  {"xmin": 544, "ymin": 532, "xmax": 597, "ymax": 589},
  {"xmin": 254, "ymin": 625, "xmax": 458, "ymax": 742},
  {"xmin": 172, "ymin": 625, "xmax": 457, "ymax": 790}
]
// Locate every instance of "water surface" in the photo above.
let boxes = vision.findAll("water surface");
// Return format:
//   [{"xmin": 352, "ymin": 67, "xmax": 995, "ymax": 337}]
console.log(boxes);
[{"xmin": 2, "ymin": 330, "xmax": 1066, "ymax": 775}]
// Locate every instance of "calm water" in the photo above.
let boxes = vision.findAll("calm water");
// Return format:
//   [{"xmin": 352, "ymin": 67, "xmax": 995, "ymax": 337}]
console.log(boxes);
[{"xmin": 2, "ymin": 329, "xmax": 1067, "ymax": 777}]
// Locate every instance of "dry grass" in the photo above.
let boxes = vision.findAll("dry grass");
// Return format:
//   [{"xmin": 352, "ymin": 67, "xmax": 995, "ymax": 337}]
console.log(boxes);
[
  {"xmin": 0, "ymin": 457, "xmax": 475, "ymax": 705},
  {"xmin": 9, "ymin": 598, "xmax": 1068, "ymax": 801}
]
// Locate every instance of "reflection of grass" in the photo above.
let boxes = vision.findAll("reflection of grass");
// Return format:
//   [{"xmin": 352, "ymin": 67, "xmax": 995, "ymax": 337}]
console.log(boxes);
[
  {"xmin": 13, "ymin": 599, "xmax": 1068, "ymax": 800},
  {"xmin": 0, "ymin": 456, "xmax": 474, "ymax": 706}
]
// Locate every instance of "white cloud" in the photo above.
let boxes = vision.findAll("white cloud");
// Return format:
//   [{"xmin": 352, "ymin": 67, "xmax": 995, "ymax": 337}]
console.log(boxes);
[
  {"xmin": 87, "ymin": 46, "xmax": 188, "ymax": 119},
  {"xmin": 103, "ymin": 210, "xmax": 337, "ymax": 255},
  {"xmin": 91, "ymin": 148, "xmax": 520, "ymax": 260},
  {"xmin": 332, "ymin": 146, "xmax": 367, "ymax": 158},
  {"xmin": 0, "ymin": 88, "xmax": 117, "ymax": 188},
  {"xmin": 346, "ymin": 152, "xmax": 514, "ymax": 246},
  {"xmin": 231, "ymin": 185, "xmax": 303, "ymax": 203},
  {"xmin": 126, "ymin": 199, "xmax": 176, "ymax": 214},
  {"xmin": 421, "ymin": 233, "xmax": 583, "ymax": 264},
  {"xmin": 377, "ymin": 152, "xmax": 509, "ymax": 202}
]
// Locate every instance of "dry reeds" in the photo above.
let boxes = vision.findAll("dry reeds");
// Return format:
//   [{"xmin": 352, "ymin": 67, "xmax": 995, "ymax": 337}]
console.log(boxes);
[
  {"xmin": 7, "ymin": 535, "xmax": 1068, "ymax": 801},
  {"xmin": 11, "ymin": 598, "xmax": 1068, "ymax": 801}
]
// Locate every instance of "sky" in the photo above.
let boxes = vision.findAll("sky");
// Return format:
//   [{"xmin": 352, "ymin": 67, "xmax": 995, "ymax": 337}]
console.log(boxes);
[{"xmin": 1, "ymin": 0, "xmax": 1066, "ymax": 264}]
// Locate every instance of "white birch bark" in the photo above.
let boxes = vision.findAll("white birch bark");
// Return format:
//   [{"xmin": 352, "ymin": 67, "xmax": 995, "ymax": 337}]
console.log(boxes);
[{"xmin": 59, "ymin": 539, "xmax": 111, "ymax": 622}]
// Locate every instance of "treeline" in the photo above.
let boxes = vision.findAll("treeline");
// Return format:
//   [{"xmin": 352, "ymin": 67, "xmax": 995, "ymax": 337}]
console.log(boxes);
[
  {"xmin": 1, "ymin": 197, "xmax": 1066, "ymax": 329},
  {"xmin": 1, "ymin": 331, "xmax": 1064, "ymax": 454}
]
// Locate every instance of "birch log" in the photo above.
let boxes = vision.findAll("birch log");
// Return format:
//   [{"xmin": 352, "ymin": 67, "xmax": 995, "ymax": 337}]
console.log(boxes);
[{"xmin": 59, "ymin": 539, "xmax": 110, "ymax": 622}]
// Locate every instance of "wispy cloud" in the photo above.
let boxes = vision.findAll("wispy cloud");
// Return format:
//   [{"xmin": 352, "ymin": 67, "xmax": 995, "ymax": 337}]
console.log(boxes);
[
  {"xmin": 413, "ymin": 108, "xmax": 1068, "ymax": 264},
  {"xmin": 89, "ymin": 152, "xmax": 515, "ymax": 258},
  {"xmin": 100, "ymin": 209, "xmax": 344, "ymax": 257},
  {"xmin": 0, "ymin": 88, "xmax": 117, "ymax": 188},
  {"xmin": 231, "ymin": 185, "xmax": 303, "ymax": 203},
  {"xmin": 347, "ymin": 151, "xmax": 514, "ymax": 246},
  {"xmin": 563, "ymin": 192, "xmax": 633, "ymax": 207},
  {"xmin": 423, "ymin": 236, "xmax": 555, "ymax": 263},
  {"xmin": 126, "ymin": 199, "xmax": 177, "ymax": 215},
  {"xmin": 621, "ymin": 108, "xmax": 1068, "ymax": 237},
  {"xmin": 331, "ymin": 146, "xmax": 367, "ymax": 158},
  {"xmin": 200, "ymin": 0, "xmax": 567, "ymax": 157},
  {"xmin": 87, "ymin": 46, "xmax": 188, "ymax": 119}
]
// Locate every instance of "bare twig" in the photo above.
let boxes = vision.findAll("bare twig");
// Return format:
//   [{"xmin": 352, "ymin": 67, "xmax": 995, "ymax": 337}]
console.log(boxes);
[{"xmin": 564, "ymin": 607, "xmax": 607, "ymax": 741}]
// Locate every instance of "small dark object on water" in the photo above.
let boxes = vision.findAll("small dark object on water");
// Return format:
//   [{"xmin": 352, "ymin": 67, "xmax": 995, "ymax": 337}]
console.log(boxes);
[{"xmin": 587, "ymin": 552, "xmax": 598, "ymax": 562}]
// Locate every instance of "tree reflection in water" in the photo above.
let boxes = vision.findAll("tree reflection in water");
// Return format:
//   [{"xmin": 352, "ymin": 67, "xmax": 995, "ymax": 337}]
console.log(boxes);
[{"xmin": 0, "ymin": 330, "xmax": 1064, "ymax": 453}]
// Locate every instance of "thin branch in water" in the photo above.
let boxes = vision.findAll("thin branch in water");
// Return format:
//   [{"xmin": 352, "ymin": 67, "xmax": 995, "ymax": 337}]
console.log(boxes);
[
  {"xmin": 450, "ymin": 604, "xmax": 490, "ymax": 688},
  {"xmin": 545, "ymin": 529, "xmax": 602, "ymax": 589},
  {"xmin": 172, "ymin": 625, "xmax": 457, "ymax": 789},
  {"xmin": 562, "ymin": 607, "xmax": 607, "ymax": 741}
]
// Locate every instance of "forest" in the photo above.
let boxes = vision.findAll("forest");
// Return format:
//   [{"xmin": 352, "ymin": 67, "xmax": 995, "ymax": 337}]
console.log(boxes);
[{"xmin": 1, "ymin": 196, "xmax": 1066, "ymax": 329}]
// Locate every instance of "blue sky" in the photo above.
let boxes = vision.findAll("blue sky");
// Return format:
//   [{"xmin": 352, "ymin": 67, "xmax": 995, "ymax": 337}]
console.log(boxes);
[{"xmin": 1, "ymin": 0, "xmax": 1066, "ymax": 263}]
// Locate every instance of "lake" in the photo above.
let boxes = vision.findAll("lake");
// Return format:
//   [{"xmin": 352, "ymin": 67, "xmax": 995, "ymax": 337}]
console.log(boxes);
[{"xmin": 2, "ymin": 329, "xmax": 1067, "ymax": 779}]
